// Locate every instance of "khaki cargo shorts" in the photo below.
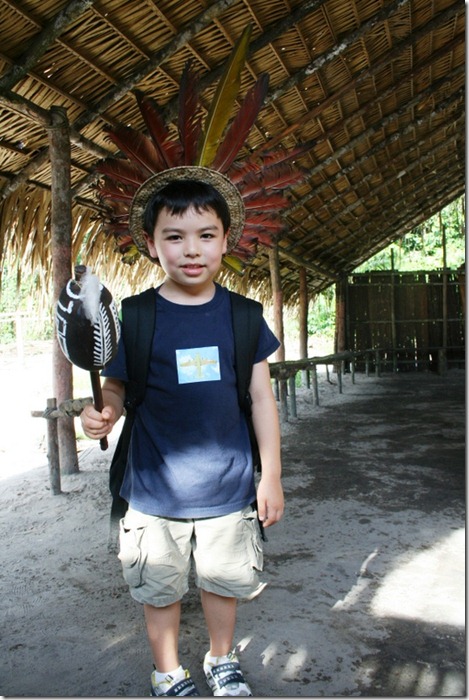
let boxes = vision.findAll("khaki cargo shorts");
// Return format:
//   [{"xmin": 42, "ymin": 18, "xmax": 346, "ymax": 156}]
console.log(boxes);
[{"xmin": 118, "ymin": 505, "xmax": 265, "ymax": 607}]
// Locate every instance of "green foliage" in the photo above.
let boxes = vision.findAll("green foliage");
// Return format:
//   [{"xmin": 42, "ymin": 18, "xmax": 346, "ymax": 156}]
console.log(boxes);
[
  {"xmin": 307, "ymin": 286, "xmax": 335, "ymax": 338},
  {"xmin": 306, "ymin": 196, "xmax": 465, "ymax": 339},
  {"xmin": 355, "ymin": 196, "xmax": 465, "ymax": 273},
  {"xmin": 0, "ymin": 265, "xmax": 54, "ymax": 344}
]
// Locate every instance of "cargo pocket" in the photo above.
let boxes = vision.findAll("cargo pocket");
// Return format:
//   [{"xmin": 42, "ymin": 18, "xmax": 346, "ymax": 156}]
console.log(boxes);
[
  {"xmin": 118, "ymin": 519, "xmax": 146, "ymax": 588},
  {"xmin": 242, "ymin": 508, "xmax": 264, "ymax": 573}
]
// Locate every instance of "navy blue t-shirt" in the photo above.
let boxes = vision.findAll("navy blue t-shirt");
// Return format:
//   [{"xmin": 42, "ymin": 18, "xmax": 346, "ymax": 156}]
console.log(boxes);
[{"xmin": 102, "ymin": 284, "xmax": 280, "ymax": 518}]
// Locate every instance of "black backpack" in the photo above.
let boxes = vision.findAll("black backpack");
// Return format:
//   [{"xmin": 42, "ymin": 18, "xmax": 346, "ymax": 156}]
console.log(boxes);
[{"xmin": 109, "ymin": 288, "xmax": 264, "ymax": 524}]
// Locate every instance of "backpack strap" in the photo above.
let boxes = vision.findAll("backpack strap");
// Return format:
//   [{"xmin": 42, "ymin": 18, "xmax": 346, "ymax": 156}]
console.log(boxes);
[
  {"xmin": 121, "ymin": 288, "xmax": 156, "ymax": 409},
  {"xmin": 109, "ymin": 288, "xmax": 156, "ymax": 526},
  {"xmin": 229, "ymin": 291, "xmax": 263, "ymax": 408},
  {"xmin": 229, "ymin": 291, "xmax": 263, "ymax": 471}
]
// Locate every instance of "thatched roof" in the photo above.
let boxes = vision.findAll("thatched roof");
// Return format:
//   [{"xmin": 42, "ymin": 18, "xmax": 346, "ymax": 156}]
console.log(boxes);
[{"xmin": 0, "ymin": 0, "xmax": 464, "ymax": 302}]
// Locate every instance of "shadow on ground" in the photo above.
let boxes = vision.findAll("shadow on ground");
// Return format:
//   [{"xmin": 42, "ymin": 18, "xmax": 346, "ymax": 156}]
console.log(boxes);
[{"xmin": 0, "ymin": 369, "xmax": 465, "ymax": 697}]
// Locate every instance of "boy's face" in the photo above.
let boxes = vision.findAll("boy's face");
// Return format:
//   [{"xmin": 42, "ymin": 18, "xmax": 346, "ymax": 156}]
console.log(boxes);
[{"xmin": 145, "ymin": 205, "xmax": 228, "ymax": 290}]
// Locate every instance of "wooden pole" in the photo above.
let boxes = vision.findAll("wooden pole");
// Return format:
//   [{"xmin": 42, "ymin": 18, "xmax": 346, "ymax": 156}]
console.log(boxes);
[
  {"xmin": 441, "ymin": 213, "xmax": 448, "ymax": 374},
  {"xmin": 334, "ymin": 278, "xmax": 347, "ymax": 372},
  {"xmin": 46, "ymin": 398, "xmax": 62, "ymax": 495},
  {"xmin": 299, "ymin": 267, "xmax": 309, "ymax": 387},
  {"xmin": 48, "ymin": 106, "xmax": 79, "ymax": 475},
  {"xmin": 390, "ymin": 249, "xmax": 398, "ymax": 372},
  {"xmin": 269, "ymin": 244, "xmax": 287, "ymax": 421},
  {"xmin": 269, "ymin": 243, "xmax": 285, "ymax": 362}
]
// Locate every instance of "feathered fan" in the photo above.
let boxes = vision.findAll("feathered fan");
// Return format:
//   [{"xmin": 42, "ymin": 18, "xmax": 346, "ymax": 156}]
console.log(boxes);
[
  {"xmin": 56, "ymin": 266, "xmax": 121, "ymax": 450},
  {"xmin": 96, "ymin": 24, "xmax": 306, "ymax": 267}
]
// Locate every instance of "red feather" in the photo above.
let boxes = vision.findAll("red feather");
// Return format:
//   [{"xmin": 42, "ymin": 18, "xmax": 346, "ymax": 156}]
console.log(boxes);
[
  {"xmin": 239, "ymin": 164, "xmax": 304, "ymax": 196},
  {"xmin": 136, "ymin": 91, "xmax": 182, "ymax": 169},
  {"xmin": 212, "ymin": 73, "xmax": 269, "ymax": 173},
  {"xmin": 178, "ymin": 60, "xmax": 203, "ymax": 165},
  {"xmin": 254, "ymin": 141, "xmax": 313, "ymax": 169},
  {"xmin": 97, "ymin": 177, "xmax": 136, "ymax": 203},
  {"xmin": 96, "ymin": 158, "xmax": 148, "ymax": 187},
  {"xmin": 231, "ymin": 243, "xmax": 256, "ymax": 260},
  {"xmin": 244, "ymin": 213, "xmax": 285, "ymax": 231},
  {"xmin": 242, "ymin": 192, "xmax": 290, "ymax": 210},
  {"xmin": 258, "ymin": 163, "xmax": 305, "ymax": 190},
  {"xmin": 105, "ymin": 126, "xmax": 163, "ymax": 174},
  {"xmin": 243, "ymin": 229, "xmax": 279, "ymax": 246},
  {"xmin": 226, "ymin": 160, "xmax": 259, "ymax": 184}
]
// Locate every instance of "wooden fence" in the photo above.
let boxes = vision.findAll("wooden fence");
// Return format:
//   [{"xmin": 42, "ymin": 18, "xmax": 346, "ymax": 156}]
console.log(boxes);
[{"xmin": 342, "ymin": 270, "xmax": 465, "ymax": 372}]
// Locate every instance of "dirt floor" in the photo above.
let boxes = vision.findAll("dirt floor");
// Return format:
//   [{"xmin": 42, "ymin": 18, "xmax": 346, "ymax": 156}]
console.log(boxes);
[{"xmin": 0, "ymin": 346, "xmax": 465, "ymax": 697}]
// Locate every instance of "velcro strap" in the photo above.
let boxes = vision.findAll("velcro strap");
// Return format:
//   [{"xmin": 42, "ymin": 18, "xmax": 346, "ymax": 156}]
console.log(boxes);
[
  {"xmin": 212, "ymin": 661, "xmax": 241, "ymax": 678},
  {"xmin": 165, "ymin": 677, "xmax": 198, "ymax": 696}
]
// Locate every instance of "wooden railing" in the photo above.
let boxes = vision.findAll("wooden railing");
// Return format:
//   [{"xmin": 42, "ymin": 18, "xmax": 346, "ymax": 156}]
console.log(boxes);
[
  {"xmin": 268, "ymin": 346, "xmax": 454, "ymax": 421},
  {"xmin": 268, "ymin": 350, "xmax": 375, "ymax": 421},
  {"xmin": 269, "ymin": 350, "xmax": 378, "ymax": 421}
]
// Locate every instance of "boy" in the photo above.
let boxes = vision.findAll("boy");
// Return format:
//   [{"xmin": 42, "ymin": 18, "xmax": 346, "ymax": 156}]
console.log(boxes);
[{"xmin": 81, "ymin": 170, "xmax": 284, "ymax": 696}]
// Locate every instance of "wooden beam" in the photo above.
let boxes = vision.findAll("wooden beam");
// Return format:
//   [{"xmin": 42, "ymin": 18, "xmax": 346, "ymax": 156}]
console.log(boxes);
[
  {"xmin": 265, "ymin": 2, "xmax": 463, "ymax": 149},
  {"xmin": 278, "ymin": 246, "xmax": 338, "ymax": 281},
  {"xmin": 48, "ymin": 106, "xmax": 79, "ymax": 475},
  {"xmin": 287, "ymin": 69, "xmax": 464, "ymax": 218},
  {"xmin": 0, "ymin": 0, "xmax": 95, "ymax": 91},
  {"xmin": 269, "ymin": 244, "xmax": 285, "ymax": 362}
]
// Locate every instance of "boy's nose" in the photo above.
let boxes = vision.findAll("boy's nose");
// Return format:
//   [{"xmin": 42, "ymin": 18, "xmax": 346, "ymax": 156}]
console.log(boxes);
[{"xmin": 184, "ymin": 239, "xmax": 200, "ymax": 256}]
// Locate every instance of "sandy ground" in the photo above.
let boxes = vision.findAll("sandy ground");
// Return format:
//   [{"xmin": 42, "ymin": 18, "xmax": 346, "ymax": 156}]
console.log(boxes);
[{"xmin": 0, "ymin": 344, "xmax": 465, "ymax": 697}]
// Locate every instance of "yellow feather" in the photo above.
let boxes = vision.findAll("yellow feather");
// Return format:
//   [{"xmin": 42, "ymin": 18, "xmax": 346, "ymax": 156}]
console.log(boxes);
[
  {"xmin": 222, "ymin": 255, "xmax": 246, "ymax": 275},
  {"xmin": 196, "ymin": 24, "xmax": 252, "ymax": 167}
]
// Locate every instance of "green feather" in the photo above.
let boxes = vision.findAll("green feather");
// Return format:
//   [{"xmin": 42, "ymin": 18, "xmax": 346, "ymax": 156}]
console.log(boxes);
[{"xmin": 196, "ymin": 24, "xmax": 252, "ymax": 167}]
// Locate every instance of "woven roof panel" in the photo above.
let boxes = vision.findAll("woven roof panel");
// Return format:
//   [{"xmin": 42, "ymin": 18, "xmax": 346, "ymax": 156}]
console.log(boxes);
[{"xmin": 0, "ymin": 0, "xmax": 464, "ymax": 299}]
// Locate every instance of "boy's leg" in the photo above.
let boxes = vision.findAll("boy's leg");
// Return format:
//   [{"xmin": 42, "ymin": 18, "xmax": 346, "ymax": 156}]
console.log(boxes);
[
  {"xmin": 200, "ymin": 590, "xmax": 237, "ymax": 656},
  {"xmin": 144, "ymin": 601, "xmax": 181, "ymax": 672},
  {"xmin": 200, "ymin": 590, "xmax": 252, "ymax": 696}
]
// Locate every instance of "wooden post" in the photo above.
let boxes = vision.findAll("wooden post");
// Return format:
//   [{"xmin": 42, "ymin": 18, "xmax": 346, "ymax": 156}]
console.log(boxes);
[
  {"xmin": 390, "ymin": 249, "xmax": 398, "ymax": 373},
  {"xmin": 441, "ymin": 215, "xmax": 448, "ymax": 353},
  {"xmin": 269, "ymin": 244, "xmax": 287, "ymax": 420},
  {"xmin": 48, "ymin": 106, "xmax": 79, "ymax": 475},
  {"xmin": 46, "ymin": 398, "xmax": 62, "ymax": 495},
  {"xmin": 311, "ymin": 363, "xmax": 319, "ymax": 405},
  {"xmin": 299, "ymin": 267, "xmax": 309, "ymax": 387},
  {"xmin": 288, "ymin": 375, "xmax": 297, "ymax": 418},
  {"xmin": 334, "ymin": 278, "xmax": 346, "ymax": 373},
  {"xmin": 269, "ymin": 244, "xmax": 285, "ymax": 360}
]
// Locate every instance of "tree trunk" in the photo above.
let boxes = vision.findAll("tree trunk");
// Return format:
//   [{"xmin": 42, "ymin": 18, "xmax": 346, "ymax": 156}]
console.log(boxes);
[
  {"xmin": 269, "ymin": 244, "xmax": 284, "ymax": 361},
  {"xmin": 48, "ymin": 106, "xmax": 78, "ymax": 474}
]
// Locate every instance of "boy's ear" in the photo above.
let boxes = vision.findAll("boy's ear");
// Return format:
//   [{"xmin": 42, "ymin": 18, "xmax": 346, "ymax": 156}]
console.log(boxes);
[
  {"xmin": 222, "ymin": 230, "xmax": 229, "ymax": 255},
  {"xmin": 144, "ymin": 232, "xmax": 158, "ymax": 260}
]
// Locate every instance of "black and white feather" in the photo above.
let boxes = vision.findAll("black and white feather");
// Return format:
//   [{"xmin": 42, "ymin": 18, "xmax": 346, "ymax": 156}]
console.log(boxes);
[{"xmin": 56, "ymin": 266, "xmax": 120, "ymax": 371}]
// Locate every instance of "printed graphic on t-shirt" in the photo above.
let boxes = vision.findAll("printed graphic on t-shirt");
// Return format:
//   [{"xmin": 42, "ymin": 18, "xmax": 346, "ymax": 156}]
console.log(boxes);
[{"xmin": 176, "ymin": 346, "xmax": 221, "ymax": 384}]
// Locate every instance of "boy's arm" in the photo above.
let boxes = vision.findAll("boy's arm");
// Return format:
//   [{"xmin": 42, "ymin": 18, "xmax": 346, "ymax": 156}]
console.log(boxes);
[
  {"xmin": 249, "ymin": 359, "xmax": 284, "ymax": 528},
  {"xmin": 80, "ymin": 377, "xmax": 125, "ymax": 440}
]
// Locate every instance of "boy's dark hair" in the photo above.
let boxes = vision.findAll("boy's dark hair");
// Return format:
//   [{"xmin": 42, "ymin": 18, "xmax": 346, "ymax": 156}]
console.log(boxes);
[{"xmin": 143, "ymin": 179, "xmax": 231, "ymax": 235}]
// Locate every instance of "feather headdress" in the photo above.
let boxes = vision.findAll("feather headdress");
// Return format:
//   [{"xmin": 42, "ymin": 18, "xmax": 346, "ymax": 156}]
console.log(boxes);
[{"xmin": 96, "ymin": 24, "xmax": 306, "ymax": 267}]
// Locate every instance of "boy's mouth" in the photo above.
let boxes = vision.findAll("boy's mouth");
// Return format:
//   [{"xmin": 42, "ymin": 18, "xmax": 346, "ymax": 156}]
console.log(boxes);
[{"xmin": 181, "ymin": 263, "xmax": 205, "ymax": 275}]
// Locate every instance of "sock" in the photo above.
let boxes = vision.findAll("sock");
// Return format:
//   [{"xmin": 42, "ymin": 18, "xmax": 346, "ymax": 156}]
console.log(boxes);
[
  {"xmin": 153, "ymin": 665, "xmax": 185, "ymax": 684},
  {"xmin": 204, "ymin": 652, "xmax": 231, "ymax": 672}
]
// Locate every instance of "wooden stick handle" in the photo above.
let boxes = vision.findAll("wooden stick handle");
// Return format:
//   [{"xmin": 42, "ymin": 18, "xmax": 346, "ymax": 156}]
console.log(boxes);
[{"xmin": 90, "ymin": 370, "xmax": 108, "ymax": 451}]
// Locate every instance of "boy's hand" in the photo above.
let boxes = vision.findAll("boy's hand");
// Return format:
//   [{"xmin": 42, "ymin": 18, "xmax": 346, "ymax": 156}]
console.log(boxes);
[
  {"xmin": 256, "ymin": 475, "xmax": 284, "ymax": 528},
  {"xmin": 80, "ymin": 404, "xmax": 118, "ymax": 440}
]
